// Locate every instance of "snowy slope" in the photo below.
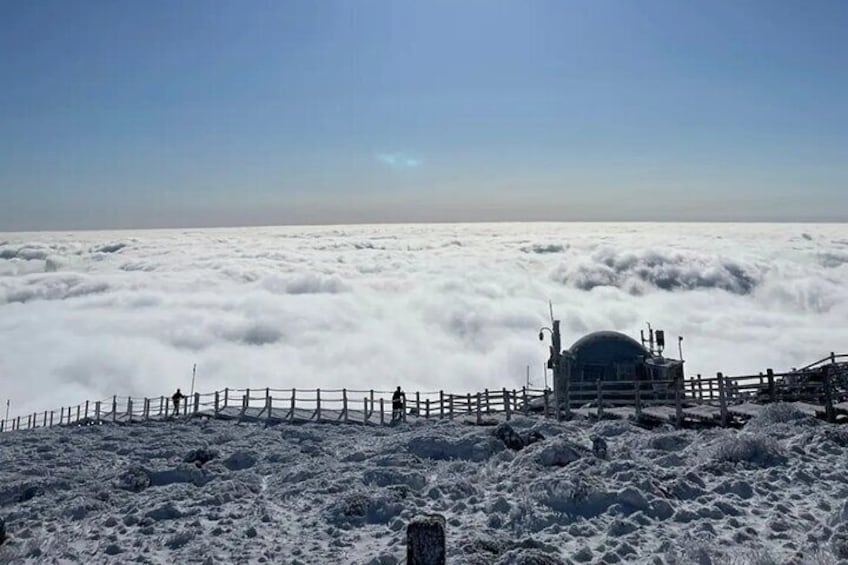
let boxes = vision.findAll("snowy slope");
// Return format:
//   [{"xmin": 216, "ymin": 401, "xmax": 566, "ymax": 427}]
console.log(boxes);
[{"xmin": 1, "ymin": 406, "xmax": 847, "ymax": 564}]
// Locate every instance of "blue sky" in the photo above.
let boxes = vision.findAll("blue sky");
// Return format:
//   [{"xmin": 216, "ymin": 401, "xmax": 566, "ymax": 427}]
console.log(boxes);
[{"xmin": 1, "ymin": 0, "xmax": 846, "ymax": 230}]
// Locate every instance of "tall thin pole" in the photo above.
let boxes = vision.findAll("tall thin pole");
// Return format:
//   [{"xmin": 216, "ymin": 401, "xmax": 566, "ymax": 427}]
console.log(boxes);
[
  {"xmin": 190, "ymin": 364, "xmax": 197, "ymax": 397},
  {"xmin": 4, "ymin": 400, "xmax": 9, "ymax": 422},
  {"xmin": 526, "ymin": 365, "xmax": 530, "ymax": 388}
]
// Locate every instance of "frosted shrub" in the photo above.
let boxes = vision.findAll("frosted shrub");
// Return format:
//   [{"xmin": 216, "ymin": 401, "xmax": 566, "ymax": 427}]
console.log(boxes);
[
  {"xmin": 746, "ymin": 403, "xmax": 815, "ymax": 430},
  {"xmin": 535, "ymin": 476, "xmax": 611, "ymax": 518},
  {"xmin": 325, "ymin": 489, "xmax": 404, "ymax": 527},
  {"xmin": 711, "ymin": 433, "xmax": 785, "ymax": 467}
]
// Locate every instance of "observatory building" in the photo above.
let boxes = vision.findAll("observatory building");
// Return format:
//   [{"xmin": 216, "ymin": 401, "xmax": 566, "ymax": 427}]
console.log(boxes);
[{"xmin": 544, "ymin": 324, "xmax": 685, "ymax": 407}]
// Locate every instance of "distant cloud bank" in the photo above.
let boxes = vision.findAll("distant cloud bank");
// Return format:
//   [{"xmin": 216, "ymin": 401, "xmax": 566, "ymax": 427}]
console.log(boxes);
[{"xmin": 1, "ymin": 223, "xmax": 847, "ymax": 416}]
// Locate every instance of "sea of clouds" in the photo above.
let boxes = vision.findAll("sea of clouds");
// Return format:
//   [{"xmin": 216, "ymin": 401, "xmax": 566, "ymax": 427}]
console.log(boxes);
[{"xmin": 1, "ymin": 222, "xmax": 847, "ymax": 417}]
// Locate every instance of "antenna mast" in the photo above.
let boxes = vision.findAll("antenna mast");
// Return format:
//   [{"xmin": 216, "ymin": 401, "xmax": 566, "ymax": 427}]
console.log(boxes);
[{"xmin": 190, "ymin": 364, "xmax": 197, "ymax": 397}]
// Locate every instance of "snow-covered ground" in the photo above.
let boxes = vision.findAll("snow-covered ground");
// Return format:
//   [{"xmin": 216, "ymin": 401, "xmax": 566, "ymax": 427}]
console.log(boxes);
[{"xmin": 2, "ymin": 405, "xmax": 847, "ymax": 564}]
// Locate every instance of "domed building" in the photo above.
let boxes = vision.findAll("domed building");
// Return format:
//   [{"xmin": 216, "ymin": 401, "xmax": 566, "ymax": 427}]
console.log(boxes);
[{"xmin": 550, "ymin": 328, "xmax": 685, "ymax": 407}]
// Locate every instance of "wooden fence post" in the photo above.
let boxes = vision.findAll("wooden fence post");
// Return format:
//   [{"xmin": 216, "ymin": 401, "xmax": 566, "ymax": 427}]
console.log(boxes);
[
  {"xmin": 84, "ymin": 401, "xmax": 89, "ymax": 420},
  {"xmin": 49, "ymin": 411, "xmax": 54, "ymax": 427},
  {"xmin": 112, "ymin": 396, "xmax": 117, "ymax": 423},
  {"xmin": 316, "ymin": 389, "xmax": 322, "ymax": 421},
  {"xmin": 767, "ymin": 369, "xmax": 776, "ymax": 402},
  {"xmin": 522, "ymin": 387, "xmax": 528, "ymax": 415},
  {"xmin": 164, "ymin": 397, "xmax": 170, "ymax": 418},
  {"xmin": 194, "ymin": 393, "xmax": 200, "ymax": 415},
  {"xmin": 241, "ymin": 390, "xmax": 248, "ymax": 417},
  {"xmin": 439, "ymin": 391, "xmax": 444, "ymax": 419},
  {"xmin": 266, "ymin": 394, "xmax": 272, "ymax": 422},
  {"xmin": 543, "ymin": 389, "xmax": 549, "ymax": 418},
  {"xmin": 380, "ymin": 398, "xmax": 385, "ymax": 425},
  {"xmin": 16, "ymin": 416, "xmax": 20, "ymax": 431},
  {"xmin": 697, "ymin": 375, "xmax": 704, "ymax": 402},
  {"xmin": 370, "ymin": 390, "xmax": 375, "ymax": 417},
  {"xmin": 364, "ymin": 398, "xmax": 368, "ymax": 424},
  {"xmin": 127, "ymin": 399, "xmax": 133, "ymax": 423},
  {"xmin": 823, "ymin": 365, "xmax": 835, "ymax": 423},
  {"xmin": 224, "ymin": 387, "xmax": 229, "ymax": 408},
  {"xmin": 159, "ymin": 396, "xmax": 164, "ymax": 416},
  {"xmin": 596, "ymin": 380, "xmax": 604, "ymax": 419},
  {"xmin": 43, "ymin": 411, "xmax": 48, "ymax": 427},
  {"xmin": 343, "ymin": 389, "xmax": 348, "ymax": 423},
  {"xmin": 290, "ymin": 388, "xmax": 296, "ymax": 422},
  {"xmin": 95, "ymin": 402, "xmax": 101, "ymax": 423},
  {"xmin": 77, "ymin": 405, "xmax": 81, "ymax": 423},
  {"xmin": 717, "ymin": 372, "xmax": 728, "ymax": 427},
  {"xmin": 214, "ymin": 391, "xmax": 220, "ymax": 416},
  {"xmin": 504, "ymin": 389, "xmax": 511, "ymax": 421},
  {"xmin": 674, "ymin": 375, "xmax": 683, "ymax": 428},
  {"xmin": 484, "ymin": 389, "xmax": 490, "ymax": 413},
  {"xmin": 466, "ymin": 393, "xmax": 472, "ymax": 414},
  {"xmin": 475, "ymin": 393, "xmax": 482, "ymax": 425},
  {"xmin": 416, "ymin": 392, "xmax": 420, "ymax": 417},
  {"xmin": 635, "ymin": 379, "xmax": 642, "ymax": 421},
  {"xmin": 425, "ymin": 399, "xmax": 430, "ymax": 419},
  {"xmin": 554, "ymin": 387, "xmax": 562, "ymax": 421},
  {"xmin": 449, "ymin": 395, "xmax": 454, "ymax": 420},
  {"xmin": 144, "ymin": 398, "xmax": 150, "ymax": 420}
]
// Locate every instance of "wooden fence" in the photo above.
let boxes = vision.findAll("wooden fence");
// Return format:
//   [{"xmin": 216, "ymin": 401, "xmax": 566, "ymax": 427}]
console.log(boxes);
[
  {"xmin": 2, "ymin": 353, "xmax": 845, "ymax": 433},
  {"xmin": 0, "ymin": 386, "xmax": 555, "ymax": 433}
]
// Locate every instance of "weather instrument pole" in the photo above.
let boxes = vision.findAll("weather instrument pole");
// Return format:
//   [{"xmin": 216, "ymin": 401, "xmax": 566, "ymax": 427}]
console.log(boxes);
[{"xmin": 190, "ymin": 364, "xmax": 197, "ymax": 397}]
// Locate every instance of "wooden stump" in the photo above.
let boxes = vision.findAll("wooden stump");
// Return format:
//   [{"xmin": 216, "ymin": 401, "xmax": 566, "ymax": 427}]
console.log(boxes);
[{"xmin": 407, "ymin": 514, "xmax": 446, "ymax": 565}]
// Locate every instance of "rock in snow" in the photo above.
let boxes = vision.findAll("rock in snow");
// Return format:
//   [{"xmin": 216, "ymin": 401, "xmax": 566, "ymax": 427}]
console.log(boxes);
[{"xmin": 0, "ymin": 414, "xmax": 845, "ymax": 563}]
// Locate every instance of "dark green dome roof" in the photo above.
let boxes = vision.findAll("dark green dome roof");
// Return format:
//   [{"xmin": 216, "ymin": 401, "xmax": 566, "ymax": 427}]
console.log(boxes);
[{"xmin": 568, "ymin": 331, "xmax": 651, "ymax": 367}]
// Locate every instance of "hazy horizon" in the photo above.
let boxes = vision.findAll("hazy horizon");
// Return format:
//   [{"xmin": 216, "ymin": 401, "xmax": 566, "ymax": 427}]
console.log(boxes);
[{"xmin": 2, "ymin": 1, "xmax": 846, "ymax": 230}]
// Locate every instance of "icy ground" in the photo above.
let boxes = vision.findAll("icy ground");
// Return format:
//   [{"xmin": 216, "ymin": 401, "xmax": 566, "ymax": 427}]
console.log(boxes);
[{"xmin": 2, "ymin": 405, "xmax": 848, "ymax": 564}]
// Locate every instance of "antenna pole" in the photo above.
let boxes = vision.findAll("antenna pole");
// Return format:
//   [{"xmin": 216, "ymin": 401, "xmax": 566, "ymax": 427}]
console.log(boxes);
[
  {"xmin": 4, "ymin": 399, "xmax": 9, "ymax": 421},
  {"xmin": 549, "ymin": 300, "xmax": 554, "ymax": 325},
  {"xmin": 526, "ymin": 365, "xmax": 530, "ymax": 388},
  {"xmin": 647, "ymin": 322, "xmax": 654, "ymax": 355},
  {"xmin": 190, "ymin": 364, "xmax": 197, "ymax": 397},
  {"xmin": 678, "ymin": 337, "xmax": 684, "ymax": 361}
]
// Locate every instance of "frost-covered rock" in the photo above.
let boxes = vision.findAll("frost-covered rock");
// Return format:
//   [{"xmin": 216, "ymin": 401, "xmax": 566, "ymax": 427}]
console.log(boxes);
[
  {"xmin": 184, "ymin": 448, "xmax": 218, "ymax": 467},
  {"xmin": 363, "ymin": 468, "xmax": 426, "ymax": 490},
  {"xmin": 494, "ymin": 423, "xmax": 525, "ymax": 451},
  {"xmin": 222, "ymin": 450, "xmax": 257, "ymax": 471},
  {"xmin": 592, "ymin": 436, "xmax": 608, "ymax": 459},
  {"xmin": 407, "ymin": 433, "xmax": 503, "ymax": 462},
  {"xmin": 518, "ymin": 437, "xmax": 586, "ymax": 468},
  {"xmin": 116, "ymin": 466, "xmax": 151, "ymax": 492}
]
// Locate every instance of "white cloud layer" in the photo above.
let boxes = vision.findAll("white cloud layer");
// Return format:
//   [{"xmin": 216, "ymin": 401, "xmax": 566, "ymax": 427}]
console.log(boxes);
[{"xmin": 1, "ymin": 223, "xmax": 847, "ymax": 417}]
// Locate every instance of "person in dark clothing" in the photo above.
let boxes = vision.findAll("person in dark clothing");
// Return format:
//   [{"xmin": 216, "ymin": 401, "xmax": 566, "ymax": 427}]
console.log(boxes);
[
  {"xmin": 391, "ymin": 386, "xmax": 406, "ymax": 422},
  {"xmin": 172, "ymin": 388, "xmax": 186, "ymax": 415}
]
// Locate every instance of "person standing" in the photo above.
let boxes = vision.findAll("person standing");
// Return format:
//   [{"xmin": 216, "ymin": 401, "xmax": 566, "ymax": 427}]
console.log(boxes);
[
  {"xmin": 172, "ymin": 388, "xmax": 186, "ymax": 416},
  {"xmin": 391, "ymin": 386, "xmax": 406, "ymax": 423}
]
